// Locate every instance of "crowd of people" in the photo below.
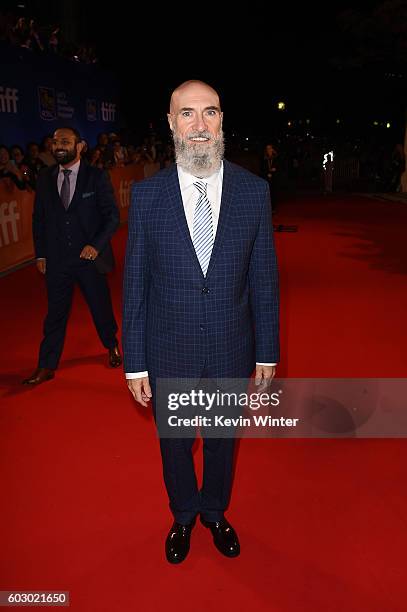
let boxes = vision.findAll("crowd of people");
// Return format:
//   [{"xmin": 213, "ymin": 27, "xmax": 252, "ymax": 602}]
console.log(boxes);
[
  {"xmin": 87, "ymin": 132, "xmax": 175, "ymax": 172},
  {"xmin": 1, "ymin": 125, "xmax": 404, "ymax": 199},
  {"xmin": 0, "ymin": 131, "xmax": 176, "ymax": 192},
  {"xmin": 0, "ymin": 9, "xmax": 97, "ymax": 63},
  {"xmin": 231, "ymin": 134, "xmax": 406, "ymax": 197}
]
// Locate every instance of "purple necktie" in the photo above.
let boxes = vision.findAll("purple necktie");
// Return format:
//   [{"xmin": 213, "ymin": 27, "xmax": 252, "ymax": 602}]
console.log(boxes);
[{"xmin": 60, "ymin": 168, "xmax": 72, "ymax": 210}]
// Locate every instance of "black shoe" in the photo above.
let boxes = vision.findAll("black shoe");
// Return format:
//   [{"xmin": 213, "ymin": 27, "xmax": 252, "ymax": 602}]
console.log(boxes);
[
  {"xmin": 165, "ymin": 520, "xmax": 195, "ymax": 564},
  {"xmin": 22, "ymin": 367, "xmax": 55, "ymax": 386},
  {"xmin": 201, "ymin": 516, "xmax": 240, "ymax": 558},
  {"xmin": 108, "ymin": 345, "xmax": 122, "ymax": 368}
]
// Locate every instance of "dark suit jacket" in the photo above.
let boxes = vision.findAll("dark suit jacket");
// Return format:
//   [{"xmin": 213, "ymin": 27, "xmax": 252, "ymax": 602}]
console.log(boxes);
[
  {"xmin": 122, "ymin": 160, "xmax": 279, "ymax": 380},
  {"xmin": 32, "ymin": 161, "xmax": 119, "ymax": 273}
]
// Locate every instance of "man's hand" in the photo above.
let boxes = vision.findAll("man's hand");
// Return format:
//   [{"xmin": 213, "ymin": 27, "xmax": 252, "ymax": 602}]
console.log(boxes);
[
  {"xmin": 36, "ymin": 258, "xmax": 46, "ymax": 274},
  {"xmin": 127, "ymin": 376, "xmax": 152, "ymax": 407},
  {"xmin": 255, "ymin": 365, "xmax": 276, "ymax": 391},
  {"xmin": 80, "ymin": 245, "xmax": 99, "ymax": 261}
]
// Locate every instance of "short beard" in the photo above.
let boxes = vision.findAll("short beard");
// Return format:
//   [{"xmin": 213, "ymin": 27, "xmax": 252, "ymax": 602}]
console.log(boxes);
[
  {"xmin": 173, "ymin": 130, "xmax": 224, "ymax": 177},
  {"xmin": 53, "ymin": 146, "xmax": 77, "ymax": 165}
]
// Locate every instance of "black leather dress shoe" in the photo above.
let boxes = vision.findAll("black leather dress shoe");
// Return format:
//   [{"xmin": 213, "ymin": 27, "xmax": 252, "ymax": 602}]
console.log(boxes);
[
  {"xmin": 165, "ymin": 520, "xmax": 195, "ymax": 564},
  {"xmin": 201, "ymin": 517, "xmax": 240, "ymax": 557},
  {"xmin": 108, "ymin": 345, "xmax": 122, "ymax": 368},
  {"xmin": 22, "ymin": 367, "xmax": 55, "ymax": 386}
]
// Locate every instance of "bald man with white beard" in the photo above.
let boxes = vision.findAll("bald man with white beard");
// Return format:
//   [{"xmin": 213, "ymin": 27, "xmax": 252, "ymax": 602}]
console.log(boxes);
[{"xmin": 123, "ymin": 81, "xmax": 279, "ymax": 563}]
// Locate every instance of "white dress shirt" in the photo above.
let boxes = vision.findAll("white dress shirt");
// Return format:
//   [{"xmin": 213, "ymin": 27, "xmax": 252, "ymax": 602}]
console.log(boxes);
[
  {"xmin": 126, "ymin": 162, "xmax": 276, "ymax": 379},
  {"xmin": 177, "ymin": 163, "xmax": 223, "ymax": 238}
]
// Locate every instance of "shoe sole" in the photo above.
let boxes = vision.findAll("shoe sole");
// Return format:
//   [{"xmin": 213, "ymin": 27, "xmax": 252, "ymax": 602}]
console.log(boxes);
[
  {"xmin": 166, "ymin": 553, "xmax": 189, "ymax": 564},
  {"xmin": 22, "ymin": 374, "xmax": 55, "ymax": 385},
  {"xmin": 214, "ymin": 542, "xmax": 240, "ymax": 558}
]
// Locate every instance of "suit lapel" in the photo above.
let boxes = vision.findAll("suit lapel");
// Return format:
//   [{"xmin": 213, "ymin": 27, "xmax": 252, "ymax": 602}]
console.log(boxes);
[
  {"xmin": 50, "ymin": 164, "xmax": 60, "ymax": 205},
  {"xmin": 68, "ymin": 160, "xmax": 86, "ymax": 210},
  {"xmin": 205, "ymin": 160, "xmax": 235, "ymax": 277},
  {"xmin": 164, "ymin": 165, "xmax": 203, "ymax": 276}
]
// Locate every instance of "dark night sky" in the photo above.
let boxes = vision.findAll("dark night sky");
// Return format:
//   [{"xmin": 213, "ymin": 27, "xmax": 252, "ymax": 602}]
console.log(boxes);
[
  {"xmin": 84, "ymin": 1, "xmax": 405, "ymax": 139},
  {"xmin": 10, "ymin": 0, "xmax": 407, "ymax": 140}
]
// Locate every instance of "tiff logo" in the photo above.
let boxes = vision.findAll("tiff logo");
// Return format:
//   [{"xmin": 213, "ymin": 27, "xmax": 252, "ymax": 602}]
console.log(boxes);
[
  {"xmin": 101, "ymin": 102, "xmax": 116, "ymax": 122},
  {"xmin": 119, "ymin": 180, "xmax": 133, "ymax": 208},
  {"xmin": 0, "ymin": 201, "xmax": 20, "ymax": 247},
  {"xmin": 0, "ymin": 87, "xmax": 19, "ymax": 113}
]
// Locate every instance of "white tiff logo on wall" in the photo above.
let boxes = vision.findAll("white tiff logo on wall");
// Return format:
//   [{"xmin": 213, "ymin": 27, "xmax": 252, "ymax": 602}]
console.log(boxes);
[
  {"xmin": 118, "ymin": 180, "xmax": 133, "ymax": 208},
  {"xmin": 0, "ymin": 87, "xmax": 19, "ymax": 113},
  {"xmin": 0, "ymin": 202, "xmax": 20, "ymax": 247},
  {"xmin": 101, "ymin": 102, "xmax": 116, "ymax": 122}
]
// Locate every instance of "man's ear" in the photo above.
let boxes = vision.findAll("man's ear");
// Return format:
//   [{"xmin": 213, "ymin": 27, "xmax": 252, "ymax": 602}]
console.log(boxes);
[
  {"xmin": 167, "ymin": 113, "xmax": 174, "ymax": 132},
  {"xmin": 77, "ymin": 141, "xmax": 85, "ymax": 155}
]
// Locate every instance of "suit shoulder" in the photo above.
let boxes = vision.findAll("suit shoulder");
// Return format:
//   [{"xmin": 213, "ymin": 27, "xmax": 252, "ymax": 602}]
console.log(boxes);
[
  {"xmin": 35, "ymin": 164, "xmax": 57, "ymax": 189},
  {"xmin": 132, "ymin": 166, "xmax": 171, "ymax": 190},
  {"xmin": 37, "ymin": 163, "xmax": 57, "ymax": 178},
  {"xmin": 131, "ymin": 166, "xmax": 172, "ymax": 205},
  {"xmin": 83, "ymin": 162, "xmax": 108, "ymax": 180},
  {"xmin": 225, "ymin": 160, "xmax": 268, "ymax": 189}
]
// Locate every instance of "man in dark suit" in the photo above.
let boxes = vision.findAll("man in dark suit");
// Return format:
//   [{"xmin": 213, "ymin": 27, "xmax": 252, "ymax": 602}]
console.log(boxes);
[
  {"xmin": 123, "ymin": 81, "xmax": 279, "ymax": 563},
  {"xmin": 23, "ymin": 127, "xmax": 121, "ymax": 386}
]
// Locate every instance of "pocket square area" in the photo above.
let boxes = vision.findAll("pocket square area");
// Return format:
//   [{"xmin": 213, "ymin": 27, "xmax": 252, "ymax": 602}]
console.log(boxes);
[{"xmin": 82, "ymin": 192, "xmax": 95, "ymax": 198}]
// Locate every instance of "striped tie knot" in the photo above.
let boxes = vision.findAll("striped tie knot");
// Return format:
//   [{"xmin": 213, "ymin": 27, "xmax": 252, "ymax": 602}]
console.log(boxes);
[{"xmin": 193, "ymin": 180, "xmax": 207, "ymax": 195}]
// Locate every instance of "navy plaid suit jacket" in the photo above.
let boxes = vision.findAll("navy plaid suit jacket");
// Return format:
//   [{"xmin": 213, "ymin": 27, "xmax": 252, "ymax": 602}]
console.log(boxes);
[{"xmin": 122, "ymin": 160, "xmax": 279, "ymax": 380}]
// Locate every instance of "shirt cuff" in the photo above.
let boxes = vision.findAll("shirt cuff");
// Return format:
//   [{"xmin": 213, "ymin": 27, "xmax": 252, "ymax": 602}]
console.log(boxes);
[
  {"xmin": 127, "ymin": 366, "xmax": 276, "ymax": 378},
  {"xmin": 125, "ymin": 371, "xmax": 148, "ymax": 379}
]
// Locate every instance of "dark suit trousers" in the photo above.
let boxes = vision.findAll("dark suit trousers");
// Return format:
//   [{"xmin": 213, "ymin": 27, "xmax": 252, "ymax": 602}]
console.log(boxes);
[
  {"xmin": 156, "ymin": 374, "xmax": 239, "ymax": 525},
  {"xmin": 159, "ymin": 435, "xmax": 236, "ymax": 525},
  {"xmin": 38, "ymin": 260, "xmax": 118, "ymax": 369}
]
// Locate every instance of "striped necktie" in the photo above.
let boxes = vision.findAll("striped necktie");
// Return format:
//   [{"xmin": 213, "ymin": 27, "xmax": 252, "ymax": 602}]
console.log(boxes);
[{"xmin": 193, "ymin": 180, "xmax": 213, "ymax": 277}]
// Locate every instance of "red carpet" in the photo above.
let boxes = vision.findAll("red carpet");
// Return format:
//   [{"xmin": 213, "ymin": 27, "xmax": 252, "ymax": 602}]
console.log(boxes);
[{"xmin": 1, "ymin": 193, "xmax": 407, "ymax": 611}]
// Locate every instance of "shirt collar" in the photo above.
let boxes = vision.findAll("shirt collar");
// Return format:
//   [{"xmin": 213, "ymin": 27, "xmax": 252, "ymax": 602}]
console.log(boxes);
[
  {"xmin": 177, "ymin": 161, "xmax": 223, "ymax": 191},
  {"xmin": 59, "ymin": 159, "xmax": 81, "ymax": 176}
]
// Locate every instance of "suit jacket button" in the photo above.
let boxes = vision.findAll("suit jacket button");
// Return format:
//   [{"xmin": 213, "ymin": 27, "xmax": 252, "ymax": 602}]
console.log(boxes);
[{"xmin": 202, "ymin": 287, "xmax": 209, "ymax": 294}]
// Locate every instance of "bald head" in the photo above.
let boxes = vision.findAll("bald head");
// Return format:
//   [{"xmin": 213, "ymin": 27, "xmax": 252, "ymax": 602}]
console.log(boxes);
[{"xmin": 169, "ymin": 80, "xmax": 221, "ymax": 115}]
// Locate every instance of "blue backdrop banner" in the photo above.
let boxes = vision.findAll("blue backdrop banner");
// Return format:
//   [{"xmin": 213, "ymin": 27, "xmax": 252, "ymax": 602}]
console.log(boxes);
[{"xmin": 0, "ymin": 42, "xmax": 119, "ymax": 148}]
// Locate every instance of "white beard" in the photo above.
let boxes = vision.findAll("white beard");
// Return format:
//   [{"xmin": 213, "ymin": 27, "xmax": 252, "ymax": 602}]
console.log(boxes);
[{"xmin": 173, "ymin": 130, "xmax": 225, "ymax": 177}]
